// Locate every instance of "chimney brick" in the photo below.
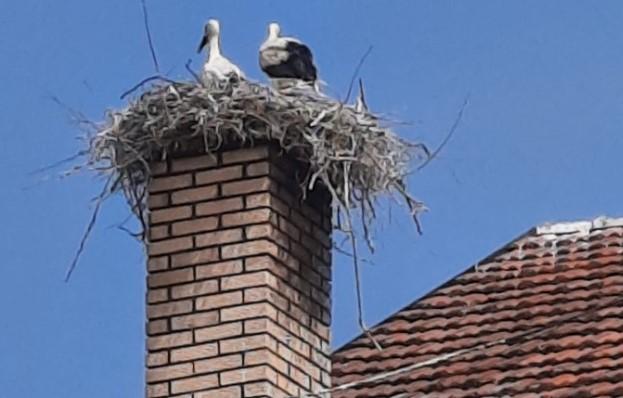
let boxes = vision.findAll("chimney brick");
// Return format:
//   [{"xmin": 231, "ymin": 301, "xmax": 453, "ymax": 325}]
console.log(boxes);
[
  {"xmin": 170, "ymin": 311, "xmax": 219, "ymax": 331},
  {"xmin": 195, "ymin": 197, "xmax": 244, "ymax": 217},
  {"xmin": 146, "ymin": 144, "xmax": 332, "ymax": 397},
  {"xmin": 170, "ymin": 154, "xmax": 218, "ymax": 173},
  {"xmin": 194, "ymin": 354, "xmax": 243, "ymax": 374},
  {"xmin": 195, "ymin": 322, "xmax": 243, "ymax": 343},
  {"xmin": 195, "ymin": 165, "xmax": 243, "ymax": 185}
]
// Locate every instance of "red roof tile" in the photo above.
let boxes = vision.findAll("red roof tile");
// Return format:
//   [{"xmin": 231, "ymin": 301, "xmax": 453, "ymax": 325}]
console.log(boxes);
[{"xmin": 332, "ymin": 218, "xmax": 623, "ymax": 398}]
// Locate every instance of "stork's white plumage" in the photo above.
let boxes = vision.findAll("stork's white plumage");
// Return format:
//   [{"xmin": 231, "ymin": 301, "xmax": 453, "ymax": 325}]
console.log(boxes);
[
  {"xmin": 259, "ymin": 23, "xmax": 318, "ymax": 91},
  {"xmin": 197, "ymin": 19, "xmax": 245, "ymax": 82}
]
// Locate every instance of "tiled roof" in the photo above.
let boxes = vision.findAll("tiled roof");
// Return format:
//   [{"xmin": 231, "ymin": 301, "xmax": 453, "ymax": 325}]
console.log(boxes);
[{"xmin": 331, "ymin": 217, "xmax": 623, "ymax": 398}]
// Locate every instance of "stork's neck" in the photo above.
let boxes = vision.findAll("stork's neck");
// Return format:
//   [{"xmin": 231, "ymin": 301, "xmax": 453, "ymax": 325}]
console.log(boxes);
[
  {"xmin": 268, "ymin": 31, "xmax": 278, "ymax": 41},
  {"xmin": 208, "ymin": 35, "xmax": 221, "ymax": 60}
]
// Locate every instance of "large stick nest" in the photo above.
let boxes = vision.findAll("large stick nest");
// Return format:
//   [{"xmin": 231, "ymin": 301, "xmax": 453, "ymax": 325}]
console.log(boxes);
[{"xmin": 88, "ymin": 78, "xmax": 427, "ymax": 241}]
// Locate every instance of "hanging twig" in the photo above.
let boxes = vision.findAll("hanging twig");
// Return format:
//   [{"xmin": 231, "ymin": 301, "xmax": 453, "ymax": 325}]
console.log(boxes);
[
  {"xmin": 64, "ymin": 174, "xmax": 115, "ymax": 282},
  {"xmin": 342, "ymin": 205, "xmax": 383, "ymax": 352},
  {"xmin": 117, "ymin": 225, "xmax": 143, "ymax": 242},
  {"xmin": 332, "ymin": 241, "xmax": 376, "ymax": 266},
  {"xmin": 126, "ymin": 172, "xmax": 148, "ymax": 241},
  {"xmin": 106, "ymin": 212, "xmax": 134, "ymax": 231}
]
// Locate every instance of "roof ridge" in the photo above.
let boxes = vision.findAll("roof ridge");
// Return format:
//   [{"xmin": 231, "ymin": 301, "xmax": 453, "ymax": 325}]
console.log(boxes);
[{"xmin": 535, "ymin": 216, "xmax": 623, "ymax": 236}]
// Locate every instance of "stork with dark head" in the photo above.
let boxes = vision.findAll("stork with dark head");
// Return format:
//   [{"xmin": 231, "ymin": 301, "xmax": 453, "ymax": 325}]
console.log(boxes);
[{"xmin": 259, "ymin": 23, "xmax": 318, "ymax": 91}]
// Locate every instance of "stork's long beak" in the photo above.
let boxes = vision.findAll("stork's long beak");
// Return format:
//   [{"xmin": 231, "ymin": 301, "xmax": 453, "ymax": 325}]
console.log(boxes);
[
  {"xmin": 197, "ymin": 34, "xmax": 208, "ymax": 53},
  {"xmin": 356, "ymin": 78, "xmax": 368, "ymax": 112},
  {"xmin": 358, "ymin": 78, "xmax": 366, "ymax": 105}
]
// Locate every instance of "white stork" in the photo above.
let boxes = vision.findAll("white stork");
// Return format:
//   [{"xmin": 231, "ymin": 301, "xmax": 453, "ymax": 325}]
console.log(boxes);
[
  {"xmin": 259, "ymin": 23, "xmax": 318, "ymax": 91},
  {"xmin": 197, "ymin": 19, "xmax": 245, "ymax": 82}
]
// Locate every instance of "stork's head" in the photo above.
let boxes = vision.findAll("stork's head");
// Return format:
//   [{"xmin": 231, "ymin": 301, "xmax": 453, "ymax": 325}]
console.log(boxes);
[
  {"xmin": 198, "ymin": 19, "xmax": 221, "ymax": 52},
  {"xmin": 268, "ymin": 22, "xmax": 281, "ymax": 39}
]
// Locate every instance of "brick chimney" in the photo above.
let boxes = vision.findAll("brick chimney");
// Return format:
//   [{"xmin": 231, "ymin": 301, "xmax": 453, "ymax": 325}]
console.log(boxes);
[{"xmin": 145, "ymin": 144, "xmax": 332, "ymax": 398}]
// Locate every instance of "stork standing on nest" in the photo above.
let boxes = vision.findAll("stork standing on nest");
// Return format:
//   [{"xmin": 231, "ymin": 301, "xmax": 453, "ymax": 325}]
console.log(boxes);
[
  {"xmin": 197, "ymin": 19, "xmax": 245, "ymax": 83},
  {"xmin": 259, "ymin": 22, "xmax": 318, "ymax": 92}
]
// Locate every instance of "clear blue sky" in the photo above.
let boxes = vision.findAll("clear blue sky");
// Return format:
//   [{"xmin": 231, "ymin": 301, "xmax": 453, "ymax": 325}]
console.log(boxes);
[{"xmin": 1, "ymin": 1, "xmax": 622, "ymax": 396}]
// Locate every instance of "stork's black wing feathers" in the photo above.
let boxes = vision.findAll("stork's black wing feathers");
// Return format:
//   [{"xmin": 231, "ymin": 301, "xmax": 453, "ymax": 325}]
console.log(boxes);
[
  {"xmin": 287, "ymin": 41, "xmax": 313, "ymax": 61},
  {"xmin": 261, "ymin": 41, "xmax": 317, "ymax": 82},
  {"xmin": 285, "ymin": 42, "xmax": 317, "ymax": 82}
]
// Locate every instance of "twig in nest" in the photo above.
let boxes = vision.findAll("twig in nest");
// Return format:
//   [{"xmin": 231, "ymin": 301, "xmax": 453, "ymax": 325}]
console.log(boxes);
[
  {"xmin": 140, "ymin": 0, "xmax": 160, "ymax": 73},
  {"xmin": 185, "ymin": 59, "xmax": 203, "ymax": 85},
  {"xmin": 120, "ymin": 75, "xmax": 177, "ymax": 99},
  {"xmin": 417, "ymin": 93, "xmax": 470, "ymax": 171}
]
